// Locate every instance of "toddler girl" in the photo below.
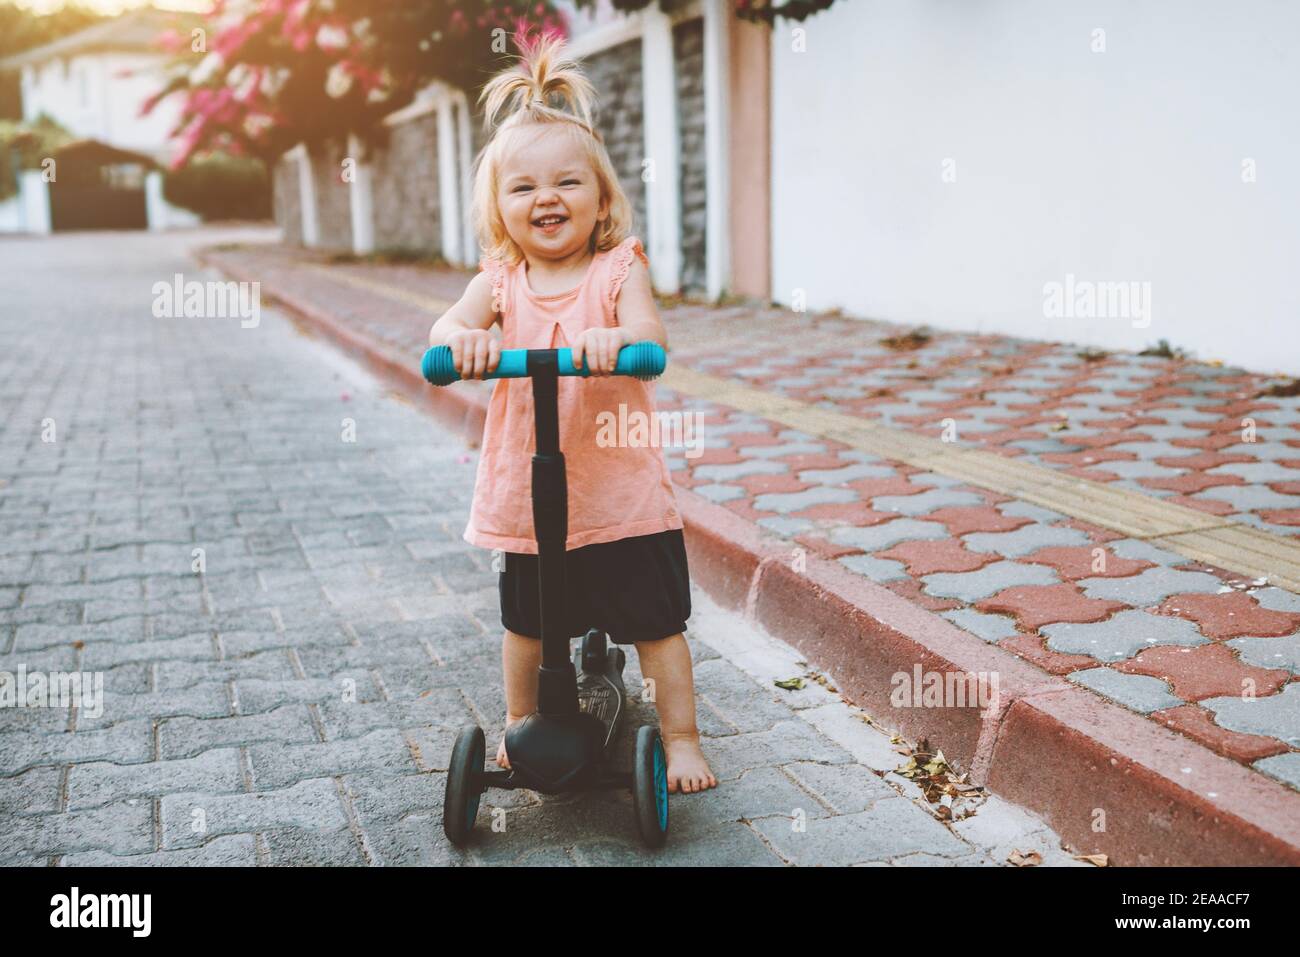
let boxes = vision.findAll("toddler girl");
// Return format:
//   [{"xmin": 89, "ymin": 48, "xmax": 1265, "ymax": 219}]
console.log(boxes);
[{"xmin": 427, "ymin": 34, "xmax": 716, "ymax": 794}]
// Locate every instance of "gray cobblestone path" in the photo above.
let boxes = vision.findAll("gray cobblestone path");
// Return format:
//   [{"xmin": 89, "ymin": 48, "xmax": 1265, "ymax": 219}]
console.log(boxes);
[{"xmin": 0, "ymin": 231, "xmax": 1078, "ymax": 866}]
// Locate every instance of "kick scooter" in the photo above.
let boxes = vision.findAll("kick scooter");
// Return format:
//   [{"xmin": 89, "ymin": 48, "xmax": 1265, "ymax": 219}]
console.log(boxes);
[{"xmin": 420, "ymin": 340, "xmax": 671, "ymax": 848}]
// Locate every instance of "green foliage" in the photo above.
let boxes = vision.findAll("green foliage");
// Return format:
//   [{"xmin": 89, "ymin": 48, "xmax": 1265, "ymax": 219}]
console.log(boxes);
[
  {"xmin": 162, "ymin": 151, "xmax": 271, "ymax": 222},
  {"xmin": 0, "ymin": 113, "xmax": 73, "ymax": 201}
]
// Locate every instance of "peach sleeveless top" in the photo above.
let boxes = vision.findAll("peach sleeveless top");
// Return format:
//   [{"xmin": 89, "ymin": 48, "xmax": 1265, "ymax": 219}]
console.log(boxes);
[{"xmin": 462, "ymin": 235, "xmax": 684, "ymax": 554}]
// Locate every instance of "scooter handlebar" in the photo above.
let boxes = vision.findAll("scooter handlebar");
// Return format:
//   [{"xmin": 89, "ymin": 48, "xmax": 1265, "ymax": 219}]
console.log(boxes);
[{"xmin": 421, "ymin": 340, "xmax": 666, "ymax": 386}]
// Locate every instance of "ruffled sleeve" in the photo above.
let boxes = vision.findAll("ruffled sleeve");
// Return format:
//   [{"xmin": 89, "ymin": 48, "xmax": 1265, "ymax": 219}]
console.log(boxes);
[
  {"xmin": 606, "ymin": 236, "xmax": 649, "ymax": 312},
  {"xmin": 479, "ymin": 255, "xmax": 509, "ymax": 318}
]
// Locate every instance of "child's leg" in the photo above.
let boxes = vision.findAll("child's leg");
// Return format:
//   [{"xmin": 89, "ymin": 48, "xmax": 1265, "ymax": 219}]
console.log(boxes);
[
  {"xmin": 633, "ymin": 633, "xmax": 717, "ymax": 793},
  {"xmin": 497, "ymin": 628, "xmax": 542, "ymax": 768}
]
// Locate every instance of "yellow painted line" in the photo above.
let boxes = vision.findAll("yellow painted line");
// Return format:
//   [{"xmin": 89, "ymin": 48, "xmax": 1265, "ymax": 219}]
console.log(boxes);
[
  {"xmin": 661, "ymin": 366, "xmax": 1300, "ymax": 592},
  {"xmin": 305, "ymin": 264, "xmax": 454, "ymax": 314}
]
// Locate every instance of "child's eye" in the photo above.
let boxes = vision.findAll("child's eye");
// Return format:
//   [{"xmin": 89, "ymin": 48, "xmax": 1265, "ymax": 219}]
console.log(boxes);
[
  {"xmin": 512, "ymin": 185, "xmax": 533, "ymax": 193},
  {"xmin": 560, "ymin": 179, "xmax": 579, "ymax": 186}
]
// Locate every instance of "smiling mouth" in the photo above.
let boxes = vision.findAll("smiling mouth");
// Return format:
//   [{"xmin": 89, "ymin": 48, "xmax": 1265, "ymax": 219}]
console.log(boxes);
[{"xmin": 532, "ymin": 214, "xmax": 568, "ymax": 228}]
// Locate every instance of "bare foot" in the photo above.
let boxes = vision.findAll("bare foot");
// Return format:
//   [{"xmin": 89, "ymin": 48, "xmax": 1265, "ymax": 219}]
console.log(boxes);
[
  {"xmin": 662, "ymin": 730, "xmax": 717, "ymax": 793},
  {"xmin": 496, "ymin": 713, "xmax": 528, "ymax": 769}
]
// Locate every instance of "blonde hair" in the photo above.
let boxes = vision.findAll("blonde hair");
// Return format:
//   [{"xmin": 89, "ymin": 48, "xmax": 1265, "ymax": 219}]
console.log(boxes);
[{"xmin": 472, "ymin": 33, "xmax": 633, "ymax": 267}]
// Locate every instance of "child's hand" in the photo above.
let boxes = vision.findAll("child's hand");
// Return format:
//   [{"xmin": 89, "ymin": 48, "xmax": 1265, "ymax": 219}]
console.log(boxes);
[
  {"xmin": 446, "ymin": 328, "xmax": 501, "ymax": 380},
  {"xmin": 572, "ymin": 326, "xmax": 629, "ymax": 376}
]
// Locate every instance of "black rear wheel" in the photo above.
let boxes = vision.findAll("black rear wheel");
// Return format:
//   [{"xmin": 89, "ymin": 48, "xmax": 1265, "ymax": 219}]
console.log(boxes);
[
  {"xmin": 444, "ymin": 725, "xmax": 485, "ymax": 846},
  {"xmin": 632, "ymin": 725, "xmax": 669, "ymax": 848}
]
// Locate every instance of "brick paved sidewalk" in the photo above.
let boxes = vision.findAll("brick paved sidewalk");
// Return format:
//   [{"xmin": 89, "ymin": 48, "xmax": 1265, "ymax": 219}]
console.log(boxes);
[
  {"xmin": 202, "ymin": 241, "xmax": 1300, "ymax": 802},
  {"xmin": 1, "ymin": 229, "xmax": 1085, "ymax": 866}
]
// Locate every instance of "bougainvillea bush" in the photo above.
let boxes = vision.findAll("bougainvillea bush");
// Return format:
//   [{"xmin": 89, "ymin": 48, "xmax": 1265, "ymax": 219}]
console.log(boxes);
[{"xmin": 146, "ymin": 0, "xmax": 838, "ymax": 168}]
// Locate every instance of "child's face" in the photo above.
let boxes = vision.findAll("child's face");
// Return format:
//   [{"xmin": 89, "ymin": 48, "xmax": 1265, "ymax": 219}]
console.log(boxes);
[{"xmin": 497, "ymin": 126, "xmax": 608, "ymax": 263}]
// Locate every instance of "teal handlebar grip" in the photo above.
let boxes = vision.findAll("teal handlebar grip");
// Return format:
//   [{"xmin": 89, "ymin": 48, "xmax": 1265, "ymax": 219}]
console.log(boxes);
[{"xmin": 421, "ymin": 340, "xmax": 666, "ymax": 386}]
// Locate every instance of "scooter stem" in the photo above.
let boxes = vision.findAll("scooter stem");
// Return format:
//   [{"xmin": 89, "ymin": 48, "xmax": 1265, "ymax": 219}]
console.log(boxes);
[{"xmin": 527, "ymin": 351, "xmax": 579, "ymax": 714}]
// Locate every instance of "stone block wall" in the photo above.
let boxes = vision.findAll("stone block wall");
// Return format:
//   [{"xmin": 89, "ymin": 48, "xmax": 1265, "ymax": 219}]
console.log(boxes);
[
  {"xmin": 582, "ymin": 39, "xmax": 647, "ymax": 243},
  {"xmin": 370, "ymin": 114, "xmax": 442, "ymax": 257},
  {"xmin": 674, "ymin": 16, "xmax": 708, "ymax": 294}
]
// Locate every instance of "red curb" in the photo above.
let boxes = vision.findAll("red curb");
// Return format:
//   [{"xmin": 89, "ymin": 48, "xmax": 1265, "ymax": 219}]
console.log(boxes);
[
  {"xmin": 198, "ymin": 245, "xmax": 1300, "ymax": 866},
  {"xmin": 986, "ymin": 688, "xmax": 1300, "ymax": 865}
]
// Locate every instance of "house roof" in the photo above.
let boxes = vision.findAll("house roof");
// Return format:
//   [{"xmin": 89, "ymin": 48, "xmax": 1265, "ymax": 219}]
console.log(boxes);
[
  {"xmin": 0, "ymin": 7, "xmax": 198, "ymax": 71},
  {"xmin": 52, "ymin": 138, "xmax": 160, "ymax": 169}
]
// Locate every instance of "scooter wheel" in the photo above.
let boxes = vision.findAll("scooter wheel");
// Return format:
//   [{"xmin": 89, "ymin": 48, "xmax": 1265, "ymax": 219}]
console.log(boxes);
[
  {"xmin": 444, "ymin": 725, "xmax": 485, "ymax": 846},
  {"xmin": 632, "ymin": 725, "xmax": 669, "ymax": 848}
]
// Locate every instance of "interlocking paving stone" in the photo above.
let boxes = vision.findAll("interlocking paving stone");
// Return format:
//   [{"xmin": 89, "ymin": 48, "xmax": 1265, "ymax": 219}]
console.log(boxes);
[
  {"xmin": 1109, "ymin": 440, "xmax": 1201, "ymax": 459},
  {"xmin": 871, "ymin": 488, "xmax": 985, "ymax": 516},
  {"xmin": 66, "ymin": 748, "xmax": 245, "ymax": 811},
  {"xmin": 738, "ymin": 442, "xmax": 828, "ymax": 459},
  {"xmin": 941, "ymin": 608, "xmax": 1021, "ymax": 643},
  {"xmin": 1042, "ymin": 610, "xmax": 1209, "ymax": 661},
  {"xmin": 1095, "ymin": 459, "xmax": 1188, "ymax": 479},
  {"xmin": 1219, "ymin": 441, "xmax": 1300, "ymax": 461},
  {"xmin": 0, "ymin": 801, "xmax": 155, "ymax": 863},
  {"xmin": 62, "ymin": 834, "xmax": 261, "ymax": 867},
  {"xmin": 1228, "ymin": 633, "xmax": 1300, "ymax": 674},
  {"xmin": 828, "ymin": 518, "xmax": 950, "ymax": 552},
  {"xmin": 1106, "ymin": 538, "xmax": 1193, "ymax": 567},
  {"xmin": 1252, "ymin": 587, "xmax": 1300, "ymax": 614},
  {"xmin": 1077, "ymin": 566, "xmax": 1224, "ymax": 605},
  {"xmin": 1200, "ymin": 684, "xmax": 1300, "ymax": 747},
  {"xmin": 921, "ymin": 561, "xmax": 1059, "ymax": 602},
  {"xmin": 837, "ymin": 554, "xmax": 910, "ymax": 583},
  {"xmin": 1067, "ymin": 668, "xmax": 1185, "ymax": 713},
  {"xmin": 750, "ymin": 798, "xmax": 969, "ymax": 865},
  {"xmin": 757, "ymin": 516, "xmax": 817, "ymax": 535},
  {"xmin": 1208, "ymin": 461, "xmax": 1300, "ymax": 482},
  {"xmin": 963, "ymin": 524, "xmax": 1091, "ymax": 558},
  {"xmin": 797, "ymin": 463, "xmax": 898, "ymax": 484},
  {"xmin": 693, "ymin": 459, "xmax": 790, "ymax": 482},
  {"xmin": 1195, "ymin": 485, "xmax": 1300, "ymax": 510},
  {"xmin": 753, "ymin": 485, "xmax": 859, "ymax": 514},
  {"xmin": 1253, "ymin": 752, "xmax": 1300, "ymax": 790},
  {"xmin": 691, "ymin": 483, "xmax": 747, "ymax": 503}
]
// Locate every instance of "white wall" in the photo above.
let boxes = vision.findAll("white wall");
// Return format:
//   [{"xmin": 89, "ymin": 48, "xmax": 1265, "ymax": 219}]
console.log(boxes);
[
  {"xmin": 771, "ymin": 0, "xmax": 1300, "ymax": 374},
  {"xmin": 22, "ymin": 52, "xmax": 183, "ymax": 160}
]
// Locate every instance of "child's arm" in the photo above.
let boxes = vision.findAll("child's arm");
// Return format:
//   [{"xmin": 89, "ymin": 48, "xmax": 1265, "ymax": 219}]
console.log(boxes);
[
  {"xmin": 572, "ymin": 257, "xmax": 667, "ymax": 375},
  {"xmin": 612, "ymin": 257, "xmax": 668, "ymax": 350},
  {"xmin": 428, "ymin": 271, "xmax": 501, "ymax": 379}
]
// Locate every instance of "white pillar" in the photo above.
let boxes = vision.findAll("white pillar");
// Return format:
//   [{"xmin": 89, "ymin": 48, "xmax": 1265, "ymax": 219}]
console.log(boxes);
[
  {"xmin": 640, "ymin": 8, "xmax": 682, "ymax": 294},
  {"xmin": 703, "ymin": 0, "xmax": 731, "ymax": 301},
  {"xmin": 290, "ymin": 143, "xmax": 319, "ymax": 247},
  {"xmin": 18, "ymin": 170, "xmax": 51, "ymax": 234},
  {"xmin": 145, "ymin": 170, "xmax": 166, "ymax": 231},
  {"xmin": 347, "ymin": 133, "xmax": 375, "ymax": 255},
  {"xmin": 436, "ymin": 88, "xmax": 463, "ymax": 266},
  {"xmin": 454, "ymin": 92, "xmax": 477, "ymax": 266}
]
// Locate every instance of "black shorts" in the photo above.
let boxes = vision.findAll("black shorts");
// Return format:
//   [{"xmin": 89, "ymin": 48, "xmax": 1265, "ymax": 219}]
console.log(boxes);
[{"xmin": 499, "ymin": 528, "xmax": 691, "ymax": 645}]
